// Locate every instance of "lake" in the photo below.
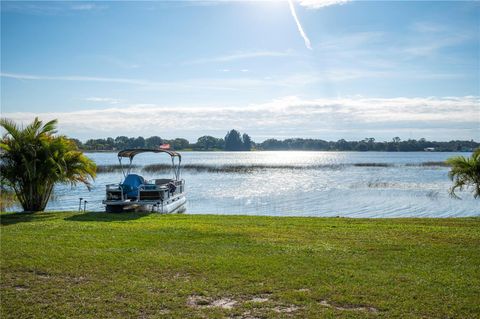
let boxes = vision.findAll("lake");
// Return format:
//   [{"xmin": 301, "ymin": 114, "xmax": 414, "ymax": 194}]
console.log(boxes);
[{"xmin": 14, "ymin": 151, "xmax": 480, "ymax": 217}]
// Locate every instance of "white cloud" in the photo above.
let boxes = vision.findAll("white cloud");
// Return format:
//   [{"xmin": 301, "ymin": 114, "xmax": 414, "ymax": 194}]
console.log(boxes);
[
  {"xmin": 0, "ymin": 72, "xmax": 150, "ymax": 85},
  {"xmin": 297, "ymin": 0, "xmax": 351, "ymax": 9},
  {"xmin": 0, "ymin": 71, "xmax": 320, "ymax": 91},
  {"xmin": 2, "ymin": 68, "xmax": 467, "ymax": 96},
  {"xmin": 317, "ymin": 31, "xmax": 385, "ymax": 50},
  {"xmin": 70, "ymin": 4, "xmax": 97, "ymax": 11},
  {"xmin": 185, "ymin": 50, "xmax": 294, "ymax": 64},
  {"xmin": 1, "ymin": 2, "xmax": 107, "ymax": 14},
  {"xmin": 3, "ymin": 96, "xmax": 478, "ymax": 141},
  {"xmin": 85, "ymin": 97, "xmax": 121, "ymax": 104},
  {"xmin": 403, "ymin": 34, "xmax": 471, "ymax": 57}
]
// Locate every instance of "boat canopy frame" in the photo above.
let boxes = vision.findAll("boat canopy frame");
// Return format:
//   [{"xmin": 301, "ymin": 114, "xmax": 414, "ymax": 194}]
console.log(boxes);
[{"xmin": 117, "ymin": 149, "xmax": 182, "ymax": 180}]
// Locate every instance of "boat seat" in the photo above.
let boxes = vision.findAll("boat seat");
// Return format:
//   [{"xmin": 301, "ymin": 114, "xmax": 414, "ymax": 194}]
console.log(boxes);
[
  {"xmin": 121, "ymin": 174, "xmax": 145, "ymax": 198},
  {"xmin": 154, "ymin": 178, "xmax": 174, "ymax": 185}
]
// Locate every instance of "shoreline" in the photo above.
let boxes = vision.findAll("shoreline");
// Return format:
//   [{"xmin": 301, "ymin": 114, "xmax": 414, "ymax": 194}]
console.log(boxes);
[
  {"xmin": 2, "ymin": 211, "xmax": 479, "ymax": 219},
  {"xmin": 81, "ymin": 149, "xmax": 473, "ymax": 153}
]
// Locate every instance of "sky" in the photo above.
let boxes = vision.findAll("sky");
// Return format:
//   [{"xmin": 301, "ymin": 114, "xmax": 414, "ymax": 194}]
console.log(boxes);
[{"xmin": 1, "ymin": 0, "xmax": 479, "ymax": 142}]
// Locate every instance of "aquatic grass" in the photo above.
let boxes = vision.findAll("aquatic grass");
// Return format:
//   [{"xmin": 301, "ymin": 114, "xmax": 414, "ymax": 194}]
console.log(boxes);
[
  {"xmin": 143, "ymin": 163, "xmax": 179, "ymax": 173},
  {"xmin": 366, "ymin": 180, "xmax": 391, "ymax": 188},
  {"xmin": 96, "ymin": 164, "xmax": 141, "ymax": 173},
  {"xmin": 353, "ymin": 163, "xmax": 392, "ymax": 167},
  {"xmin": 142, "ymin": 163, "xmax": 368, "ymax": 173},
  {"xmin": 143, "ymin": 163, "xmax": 321, "ymax": 173},
  {"xmin": 1, "ymin": 212, "xmax": 479, "ymax": 318},
  {"xmin": 406, "ymin": 161, "xmax": 450, "ymax": 167},
  {"xmin": 95, "ymin": 162, "xmax": 451, "ymax": 174}
]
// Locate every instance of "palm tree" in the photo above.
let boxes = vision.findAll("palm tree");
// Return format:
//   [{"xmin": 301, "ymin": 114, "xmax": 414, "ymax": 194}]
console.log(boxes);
[
  {"xmin": 446, "ymin": 148, "xmax": 480, "ymax": 199},
  {"xmin": 0, "ymin": 117, "xmax": 96, "ymax": 212}
]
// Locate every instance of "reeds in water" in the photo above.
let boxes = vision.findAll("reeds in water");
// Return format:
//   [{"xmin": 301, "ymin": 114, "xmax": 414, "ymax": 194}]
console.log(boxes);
[
  {"xmin": 419, "ymin": 161, "xmax": 449, "ymax": 167},
  {"xmin": 353, "ymin": 163, "xmax": 392, "ymax": 167},
  {"xmin": 95, "ymin": 161, "xmax": 450, "ymax": 174},
  {"xmin": 96, "ymin": 164, "xmax": 140, "ymax": 173}
]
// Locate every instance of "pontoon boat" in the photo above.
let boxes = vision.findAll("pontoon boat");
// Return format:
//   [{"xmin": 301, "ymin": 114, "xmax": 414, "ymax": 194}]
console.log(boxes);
[{"xmin": 102, "ymin": 149, "xmax": 186, "ymax": 213}]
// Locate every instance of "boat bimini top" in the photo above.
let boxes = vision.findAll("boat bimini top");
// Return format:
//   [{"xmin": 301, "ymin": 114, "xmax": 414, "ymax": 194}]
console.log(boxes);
[{"xmin": 117, "ymin": 148, "xmax": 182, "ymax": 180}]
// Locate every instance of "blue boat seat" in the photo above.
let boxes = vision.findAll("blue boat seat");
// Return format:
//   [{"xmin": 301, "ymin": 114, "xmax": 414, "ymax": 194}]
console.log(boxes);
[{"xmin": 121, "ymin": 174, "xmax": 146, "ymax": 199}]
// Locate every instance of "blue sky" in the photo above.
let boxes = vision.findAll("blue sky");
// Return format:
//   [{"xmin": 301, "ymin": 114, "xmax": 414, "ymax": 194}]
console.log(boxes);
[{"xmin": 1, "ymin": 0, "xmax": 479, "ymax": 141}]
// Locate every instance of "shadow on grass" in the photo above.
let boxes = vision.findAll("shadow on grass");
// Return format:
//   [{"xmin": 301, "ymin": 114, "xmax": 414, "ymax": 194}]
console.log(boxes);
[
  {"xmin": 65, "ymin": 211, "xmax": 152, "ymax": 222},
  {"xmin": 0, "ymin": 212, "xmax": 57, "ymax": 226}
]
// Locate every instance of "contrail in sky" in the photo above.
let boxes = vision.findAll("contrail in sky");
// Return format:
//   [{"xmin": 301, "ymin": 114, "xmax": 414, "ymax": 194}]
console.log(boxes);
[{"xmin": 287, "ymin": 0, "xmax": 312, "ymax": 50}]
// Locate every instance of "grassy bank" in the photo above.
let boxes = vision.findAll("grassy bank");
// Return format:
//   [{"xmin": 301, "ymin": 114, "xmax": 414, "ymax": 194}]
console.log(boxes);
[{"xmin": 1, "ymin": 212, "xmax": 479, "ymax": 318}]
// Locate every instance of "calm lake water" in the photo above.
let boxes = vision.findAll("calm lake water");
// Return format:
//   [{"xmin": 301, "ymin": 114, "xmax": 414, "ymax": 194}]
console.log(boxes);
[{"xmin": 14, "ymin": 151, "xmax": 480, "ymax": 217}]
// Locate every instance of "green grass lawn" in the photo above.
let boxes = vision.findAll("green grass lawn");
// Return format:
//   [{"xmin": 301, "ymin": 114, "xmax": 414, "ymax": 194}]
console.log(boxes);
[{"xmin": 1, "ymin": 212, "xmax": 479, "ymax": 318}]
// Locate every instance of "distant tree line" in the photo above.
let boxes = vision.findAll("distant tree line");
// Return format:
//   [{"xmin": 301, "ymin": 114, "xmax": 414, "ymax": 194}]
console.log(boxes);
[
  {"xmin": 258, "ymin": 137, "xmax": 478, "ymax": 152},
  {"xmin": 71, "ymin": 136, "xmax": 190, "ymax": 151},
  {"xmin": 73, "ymin": 131, "xmax": 478, "ymax": 152}
]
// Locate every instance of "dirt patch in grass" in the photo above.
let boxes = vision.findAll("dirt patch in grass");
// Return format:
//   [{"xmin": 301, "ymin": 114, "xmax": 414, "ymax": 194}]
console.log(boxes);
[
  {"xmin": 211, "ymin": 298, "xmax": 237, "ymax": 309},
  {"xmin": 230, "ymin": 311, "xmax": 263, "ymax": 319},
  {"xmin": 319, "ymin": 300, "xmax": 379, "ymax": 313},
  {"xmin": 249, "ymin": 297, "xmax": 269, "ymax": 303},
  {"xmin": 30, "ymin": 269, "xmax": 88, "ymax": 284},
  {"xmin": 187, "ymin": 295, "xmax": 237, "ymax": 309},
  {"xmin": 187, "ymin": 293, "xmax": 274, "ymax": 311},
  {"xmin": 273, "ymin": 305, "xmax": 300, "ymax": 313}
]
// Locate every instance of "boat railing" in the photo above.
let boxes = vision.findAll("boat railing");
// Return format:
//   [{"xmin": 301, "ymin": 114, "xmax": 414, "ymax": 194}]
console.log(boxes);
[
  {"xmin": 137, "ymin": 180, "xmax": 185, "ymax": 201},
  {"xmin": 105, "ymin": 179, "xmax": 185, "ymax": 203},
  {"xmin": 105, "ymin": 184, "xmax": 125, "ymax": 201}
]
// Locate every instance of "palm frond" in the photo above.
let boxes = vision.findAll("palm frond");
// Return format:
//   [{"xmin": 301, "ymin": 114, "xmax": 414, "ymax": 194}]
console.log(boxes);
[
  {"xmin": 0, "ymin": 118, "xmax": 21, "ymax": 140},
  {"xmin": 447, "ymin": 148, "xmax": 480, "ymax": 199}
]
